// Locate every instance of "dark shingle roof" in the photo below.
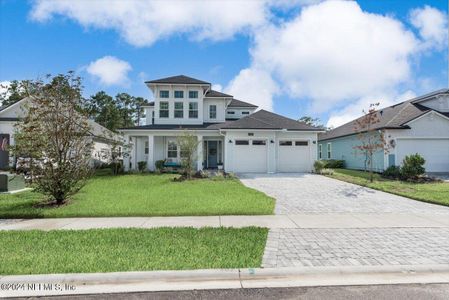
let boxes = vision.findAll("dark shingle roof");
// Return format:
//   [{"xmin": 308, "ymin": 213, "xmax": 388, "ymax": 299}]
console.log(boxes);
[
  {"xmin": 205, "ymin": 90, "xmax": 233, "ymax": 98},
  {"xmin": 145, "ymin": 75, "xmax": 210, "ymax": 85},
  {"xmin": 119, "ymin": 123, "xmax": 228, "ymax": 131},
  {"xmin": 319, "ymin": 89, "xmax": 449, "ymax": 141},
  {"xmin": 228, "ymin": 99, "xmax": 258, "ymax": 108},
  {"xmin": 220, "ymin": 110, "xmax": 322, "ymax": 131}
]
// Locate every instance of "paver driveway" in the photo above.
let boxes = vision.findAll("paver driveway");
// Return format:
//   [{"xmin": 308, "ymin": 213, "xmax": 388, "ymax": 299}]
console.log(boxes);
[
  {"xmin": 238, "ymin": 173, "xmax": 449, "ymax": 268},
  {"xmin": 238, "ymin": 173, "xmax": 449, "ymax": 215}
]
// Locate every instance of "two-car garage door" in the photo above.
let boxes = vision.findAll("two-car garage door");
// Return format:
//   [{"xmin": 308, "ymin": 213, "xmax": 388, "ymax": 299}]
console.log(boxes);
[
  {"xmin": 231, "ymin": 138, "xmax": 311, "ymax": 173},
  {"xmin": 396, "ymin": 139, "xmax": 449, "ymax": 172}
]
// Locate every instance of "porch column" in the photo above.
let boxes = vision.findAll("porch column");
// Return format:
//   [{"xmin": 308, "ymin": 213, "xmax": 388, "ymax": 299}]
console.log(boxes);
[
  {"xmin": 147, "ymin": 135, "xmax": 155, "ymax": 171},
  {"xmin": 132, "ymin": 137, "xmax": 137, "ymax": 171},
  {"xmin": 123, "ymin": 134, "xmax": 131, "ymax": 171},
  {"xmin": 197, "ymin": 135, "xmax": 203, "ymax": 171}
]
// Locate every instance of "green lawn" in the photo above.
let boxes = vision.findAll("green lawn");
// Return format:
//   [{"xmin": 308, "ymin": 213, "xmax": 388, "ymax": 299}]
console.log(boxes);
[
  {"xmin": 0, "ymin": 227, "xmax": 268, "ymax": 275},
  {"xmin": 327, "ymin": 169, "xmax": 449, "ymax": 206},
  {"xmin": 0, "ymin": 174, "xmax": 274, "ymax": 218}
]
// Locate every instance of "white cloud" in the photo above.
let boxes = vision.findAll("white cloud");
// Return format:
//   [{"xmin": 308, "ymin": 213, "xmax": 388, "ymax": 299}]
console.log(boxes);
[
  {"xmin": 410, "ymin": 5, "xmax": 448, "ymax": 50},
  {"xmin": 225, "ymin": 68, "xmax": 278, "ymax": 111},
  {"xmin": 211, "ymin": 84, "xmax": 223, "ymax": 92},
  {"xmin": 86, "ymin": 56, "xmax": 132, "ymax": 86},
  {"xmin": 326, "ymin": 90, "xmax": 417, "ymax": 128}
]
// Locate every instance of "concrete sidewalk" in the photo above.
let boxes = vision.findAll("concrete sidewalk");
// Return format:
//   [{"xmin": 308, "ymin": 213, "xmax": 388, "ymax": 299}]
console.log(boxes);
[
  {"xmin": 1, "ymin": 213, "xmax": 449, "ymax": 230},
  {"xmin": 1, "ymin": 265, "xmax": 449, "ymax": 298}
]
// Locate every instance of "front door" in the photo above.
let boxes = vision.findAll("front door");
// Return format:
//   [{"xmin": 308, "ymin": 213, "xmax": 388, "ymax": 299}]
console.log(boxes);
[{"xmin": 207, "ymin": 141, "xmax": 218, "ymax": 168}]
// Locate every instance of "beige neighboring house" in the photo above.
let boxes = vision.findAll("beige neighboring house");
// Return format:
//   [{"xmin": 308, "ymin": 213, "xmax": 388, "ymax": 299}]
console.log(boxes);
[{"xmin": 0, "ymin": 97, "xmax": 122, "ymax": 169}]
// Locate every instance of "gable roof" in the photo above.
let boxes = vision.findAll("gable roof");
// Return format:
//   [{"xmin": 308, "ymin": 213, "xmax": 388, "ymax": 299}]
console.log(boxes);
[
  {"xmin": 145, "ymin": 75, "xmax": 210, "ymax": 85},
  {"xmin": 220, "ymin": 110, "xmax": 322, "ymax": 131},
  {"xmin": 319, "ymin": 89, "xmax": 449, "ymax": 141},
  {"xmin": 228, "ymin": 99, "xmax": 258, "ymax": 108},
  {"xmin": 205, "ymin": 89, "xmax": 233, "ymax": 98}
]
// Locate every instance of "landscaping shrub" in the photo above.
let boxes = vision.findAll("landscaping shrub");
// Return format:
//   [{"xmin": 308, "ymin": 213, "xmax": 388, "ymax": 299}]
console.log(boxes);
[
  {"xmin": 382, "ymin": 165, "xmax": 401, "ymax": 179},
  {"xmin": 155, "ymin": 160, "xmax": 165, "ymax": 170},
  {"xmin": 319, "ymin": 168, "xmax": 334, "ymax": 175},
  {"xmin": 324, "ymin": 159, "xmax": 345, "ymax": 169},
  {"xmin": 313, "ymin": 160, "xmax": 326, "ymax": 173},
  {"xmin": 400, "ymin": 153, "xmax": 426, "ymax": 179},
  {"xmin": 137, "ymin": 161, "xmax": 147, "ymax": 172}
]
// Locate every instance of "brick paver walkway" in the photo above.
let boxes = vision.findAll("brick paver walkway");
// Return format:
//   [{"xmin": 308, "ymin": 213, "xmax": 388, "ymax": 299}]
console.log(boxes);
[{"xmin": 263, "ymin": 228, "xmax": 449, "ymax": 268}]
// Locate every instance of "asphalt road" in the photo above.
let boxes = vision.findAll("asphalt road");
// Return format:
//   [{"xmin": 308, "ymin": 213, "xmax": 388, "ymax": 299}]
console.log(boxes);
[{"xmin": 18, "ymin": 284, "xmax": 449, "ymax": 300}]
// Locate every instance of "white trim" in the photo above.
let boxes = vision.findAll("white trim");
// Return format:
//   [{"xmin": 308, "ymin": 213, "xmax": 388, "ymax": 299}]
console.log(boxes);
[{"xmin": 404, "ymin": 110, "xmax": 449, "ymax": 125}]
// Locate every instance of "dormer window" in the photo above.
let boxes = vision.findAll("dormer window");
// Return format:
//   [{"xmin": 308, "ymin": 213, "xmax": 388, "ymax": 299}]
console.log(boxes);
[
  {"xmin": 174, "ymin": 91, "xmax": 184, "ymax": 98},
  {"xmin": 189, "ymin": 91, "xmax": 198, "ymax": 98},
  {"xmin": 209, "ymin": 105, "xmax": 217, "ymax": 119},
  {"xmin": 160, "ymin": 90, "xmax": 169, "ymax": 98},
  {"xmin": 159, "ymin": 102, "xmax": 169, "ymax": 118},
  {"xmin": 242, "ymin": 111, "xmax": 250, "ymax": 115}
]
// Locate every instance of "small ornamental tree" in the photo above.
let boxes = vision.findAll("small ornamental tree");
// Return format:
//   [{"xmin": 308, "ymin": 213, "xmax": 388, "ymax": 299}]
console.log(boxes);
[
  {"xmin": 353, "ymin": 103, "xmax": 389, "ymax": 183},
  {"xmin": 177, "ymin": 131, "xmax": 200, "ymax": 180},
  {"xmin": 12, "ymin": 72, "xmax": 93, "ymax": 205}
]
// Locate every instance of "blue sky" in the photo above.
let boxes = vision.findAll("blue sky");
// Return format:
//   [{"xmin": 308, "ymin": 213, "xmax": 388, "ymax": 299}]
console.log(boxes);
[{"xmin": 0, "ymin": 0, "xmax": 447, "ymax": 127}]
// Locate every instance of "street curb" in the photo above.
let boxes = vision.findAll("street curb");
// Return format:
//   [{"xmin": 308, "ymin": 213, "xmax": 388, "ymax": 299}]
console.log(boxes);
[{"xmin": 1, "ymin": 265, "xmax": 449, "ymax": 298}]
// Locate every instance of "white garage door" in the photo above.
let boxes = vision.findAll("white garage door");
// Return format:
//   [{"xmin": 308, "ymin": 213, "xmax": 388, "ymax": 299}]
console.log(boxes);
[
  {"xmin": 277, "ymin": 140, "xmax": 311, "ymax": 172},
  {"xmin": 232, "ymin": 139, "xmax": 267, "ymax": 173},
  {"xmin": 396, "ymin": 139, "xmax": 449, "ymax": 172}
]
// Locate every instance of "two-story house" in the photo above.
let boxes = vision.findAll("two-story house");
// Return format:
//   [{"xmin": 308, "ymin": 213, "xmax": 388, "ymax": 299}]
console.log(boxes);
[{"xmin": 119, "ymin": 75, "xmax": 323, "ymax": 173}]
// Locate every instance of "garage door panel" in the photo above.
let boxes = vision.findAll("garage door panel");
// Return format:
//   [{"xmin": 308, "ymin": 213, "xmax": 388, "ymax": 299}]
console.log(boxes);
[
  {"xmin": 277, "ymin": 140, "xmax": 310, "ymax": 172},
  {"xmin": 396, "ymin": 139, "xmax": 449, "ymax": 172},
  {"xmin": 232, "ymin": 140, "xmax": 267, "ymax": 173}
]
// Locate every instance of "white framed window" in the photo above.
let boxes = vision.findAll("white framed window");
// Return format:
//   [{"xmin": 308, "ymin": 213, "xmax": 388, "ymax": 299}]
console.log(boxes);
[
  {"xmin": 279, "ymin": 141, "xmax": 292, "ymax": 146},
  {"xmin": 319, "ymin": 144, "xmax": 322, "ymax": 159},
  {"xmin": 159, "ymin": 102, "xmax": 169, "ymax": 118},
  {"xmin": 189, "ymin": 91, "xmax": 198, "ymax": 98},
  {"xmin": 174, "ymin": 90, "xmax": 184, "ymax": 98},
  {"xmin": 174, "ymin": 102, "xmax": 183, "ymax": 118},
  {"xmin": 227, "ymin": 111, "xmax": 235, "ymax": 114},
  {"xmin": 242, "ymin": 111, "xmax": 250, "ymax": 115},
  {"xmin": 160, "ymin": 90, "xmax": 169, "ymax": 98},
  {"xmin": 252, "ymin": 140, "xmax": 266, "ymax": 145},
  {"xmin": 295, "ymin": 141, "xmax": 308, "ymax": 146},
  {"xmin": 167, "ymin": 141, "xmax": 177, "ymax": 158},
  {"xmin": 145, "ymin": 141, "xmax": 149, "ymax": 154},
  {"xmin": 235, "ymin": 140, "xmax": 249, "ymax": 145},
  {"xmin": 209, "ymin": 105, "xmax": 217, "ymax": 119},
  {"xmin": 189, "ymin": 102, "xmax": 198, "ymax": 118},
  {"xmin": 327, "ymin": 143, "xmax": 332, "ymax": 159}
]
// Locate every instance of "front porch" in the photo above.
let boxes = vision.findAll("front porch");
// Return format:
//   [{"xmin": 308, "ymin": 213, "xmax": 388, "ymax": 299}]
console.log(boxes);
[{"xmin": 124, "ymin": 134, "xmax": 224, "ymax": 171}]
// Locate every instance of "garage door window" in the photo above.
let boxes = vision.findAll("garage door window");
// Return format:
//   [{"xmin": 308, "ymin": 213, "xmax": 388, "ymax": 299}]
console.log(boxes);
[
  {"xmin": 235, "ymin": 140, "xmax": 249, "ymax": 145},
  {"xmin": 252, "ymin": 140, "xmax": 266, "ymax": 145},
  {"xmin": 295, "ymin": 141, "xmax": 308, "ymax": 146},
  {"xmin": 279, "ymin": 141, "xmax": 292, "ymax": 146}
]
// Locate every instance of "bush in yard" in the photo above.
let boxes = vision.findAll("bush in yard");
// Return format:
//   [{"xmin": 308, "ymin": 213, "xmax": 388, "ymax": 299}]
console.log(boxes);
[
  {"xmin": 137, "ymin": 161, "xmax": 147, "ymax": 172},
  {"xmin": 155, "ymin": 160, "xmax": 165, "ymax": 171},
  {"xmin": 400, "ymin": 153, "xmax": 426, "ymax": 179},
  {"xmin": 319, "ymin": 168, "xmax": 334, "ymax": 175},
  {"xmin": 313, "ymin": 160, "xmax": 326, "ymax": 173},
  {"xmin": 177, "ymin": 131, "xmax": 200, "ymax": 180},
  {"xmin": 324, "ymin": 159, "xmax": 345, "ymax": 169},
  {"xmin": 382, "ymin": 165, "xmax": 401, "ymax": 179}
]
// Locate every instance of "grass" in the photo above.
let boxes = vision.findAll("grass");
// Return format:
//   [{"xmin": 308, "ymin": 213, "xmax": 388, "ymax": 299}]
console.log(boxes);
[
  {"xmin": 0, "ymin": 174, "xmax": 274, "ymax": 218},
  {"xmin": 0, "ymin": 227, "xmax": 268, "ymax": 275},
  {"xmin": 327, "ymin": 169, "xmax": 449, "ymax": 206}
]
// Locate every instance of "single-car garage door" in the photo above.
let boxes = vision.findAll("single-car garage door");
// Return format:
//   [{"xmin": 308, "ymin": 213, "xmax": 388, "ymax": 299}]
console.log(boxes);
[
  {"xmin": 232, "ymin": 139, "xmax": 267, "ymax": 173},
  {"xmin": 396, "ymin": 139, "xmax": 449, "ymax": 172},
  {"xmin": 277, "ymin": 140, "xmax": 311, "ymax": 172}
]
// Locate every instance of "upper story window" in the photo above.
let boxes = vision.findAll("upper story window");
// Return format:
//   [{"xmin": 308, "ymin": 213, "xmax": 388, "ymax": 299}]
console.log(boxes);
[
  {"xmin": 189, "ymin": 91, "xmax": 198, "ymax": 99},
  {"xmin": 227, "ymin": 111, "xmax": 235, "ymax": 115},
  {"xmin": 209, "ymin": 105, "xmax": 217, "ymax": 119},
  {"xmin": 242, "ymin": 111, "xmax": 250, "ymax": 115},
  {"xmin": 327, "ymin": 143, "xmax": 332, "ymax": 159},
  {"xmin": 160, "ymin": 90, "xmax": 169, "ymax": 98},
  {"xmin": 159, "ymin": 102, "xmax": 169, "ymax": 118},
  {"xmin": 174, "ymin": 102, "xmax": 184, "ymax": 118},
  {"xmin": 189, "ymin": 102, "xmax": 198, "ymax": 118},
  {"xmin": 174, "ymin": 91, "xmax": 184, "ymax": 98}
]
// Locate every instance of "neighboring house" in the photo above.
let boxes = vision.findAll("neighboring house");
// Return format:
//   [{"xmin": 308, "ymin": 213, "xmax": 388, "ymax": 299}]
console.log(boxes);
[
  {"xmin": 119, "ymin": 75, "xmax": 323, "ymax": 173},
  {"xmin": 0, "ymin": 97, "xmax": 121, "ymax": 169},
  {"xmin": 318, "ymin": 89, "xmax": 449, "ymax": 173}
]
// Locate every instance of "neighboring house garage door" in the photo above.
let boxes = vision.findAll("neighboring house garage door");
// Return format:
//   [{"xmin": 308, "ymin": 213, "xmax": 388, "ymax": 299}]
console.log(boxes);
[
  {"xmin": 396, "ymin": 138, "xmax": 449, "ymax": 172},
  {"xmin": 232, "ymin": 139, "xmax": 267, "ymax": 173},
  {"xmin": 277, "ymin": 140, "xmax": 311, "ymax": 172}
]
